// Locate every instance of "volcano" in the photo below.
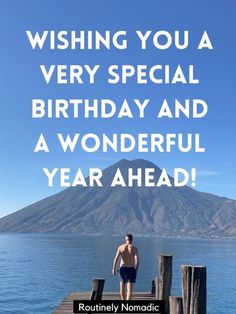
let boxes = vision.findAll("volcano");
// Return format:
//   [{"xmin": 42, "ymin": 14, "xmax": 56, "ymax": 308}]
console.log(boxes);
[{"xmin": 0, "ymin": 159, "xmax": 235, "ymax": 237}]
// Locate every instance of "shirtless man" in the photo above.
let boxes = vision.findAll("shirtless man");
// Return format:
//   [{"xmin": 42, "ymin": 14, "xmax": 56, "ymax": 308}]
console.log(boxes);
[{"xmin": 112, "ymin": 234, "xmax": 139, "ymax": 300}]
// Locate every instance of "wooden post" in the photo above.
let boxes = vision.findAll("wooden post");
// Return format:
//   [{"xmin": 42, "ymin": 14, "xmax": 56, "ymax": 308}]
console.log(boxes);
[
  {"xmin": 155, "ymin": 276, "xmax": 159, "ymax": 299},
  {"xmin": 155, "ymin": 276, "xmax": 163, "ymax": 300},
  {"xmin": 181, "ymin": 265, "xmax": 207, "ymax": 314},
  {"xmin": 181, "ymin": 265, "xmax": 192, "ymax": 314},
  {"xmin": 157, "ymin": 254, "xmax": 173, "ymax": 313},
  {"xmin": 169, "ymin": 296, "xmax": 183, "ymax": 314},
  {"xmin": 90, "ymin": 278, "xmax": 105, "ymax": 300},
  {"xmin": 190, "ymin": 266, "xmax": 207, "ymax": 314},
  {"xmin": 151, "ymin": 279, "xmax": 156, "ymax": 295}
]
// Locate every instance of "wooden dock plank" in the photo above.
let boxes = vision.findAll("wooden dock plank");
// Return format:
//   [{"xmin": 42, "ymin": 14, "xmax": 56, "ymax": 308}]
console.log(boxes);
[{"xmin": 53, "ymin": 292, "xmax": 155, "ymax": 314}]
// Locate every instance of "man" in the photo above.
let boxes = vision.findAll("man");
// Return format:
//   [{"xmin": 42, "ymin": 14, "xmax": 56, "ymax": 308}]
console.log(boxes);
[{"xmin": 112, "ymin": 234, "xmax": 139, "ymax": 300}]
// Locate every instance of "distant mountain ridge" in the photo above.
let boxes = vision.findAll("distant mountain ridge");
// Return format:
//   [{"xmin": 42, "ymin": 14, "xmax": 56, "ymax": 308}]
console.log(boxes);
[{"xmin": 0, "ymin": 159, "xmax": 235, "ymax": 238}]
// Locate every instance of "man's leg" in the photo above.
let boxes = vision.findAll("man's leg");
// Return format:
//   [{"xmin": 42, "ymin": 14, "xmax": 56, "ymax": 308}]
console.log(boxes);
[
  {"xmin": 120, "ymin": 282, "xmax": 126, "ymax": 300},
  {"xmin": 126, "ymin": 282, "xmax": 133, "ymax": 300}
]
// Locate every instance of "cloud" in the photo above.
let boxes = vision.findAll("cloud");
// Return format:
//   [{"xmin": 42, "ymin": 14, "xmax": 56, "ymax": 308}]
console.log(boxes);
[
  {"xmin": 197, "ymin": 170, "xmax": 221, "ymax": 176},
  {"xmin": 199, "ymin": 183, "xmax": 236, "ymax": 188},
  {"xmin": 81, "ymin": 156, "xmax": 119, "ymax": 162}
]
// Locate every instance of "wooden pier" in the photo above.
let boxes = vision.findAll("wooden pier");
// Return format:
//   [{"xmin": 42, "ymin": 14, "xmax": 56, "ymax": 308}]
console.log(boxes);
[
  {"xmin": 53, "ymin": 292, "xmax": 155, "ymax": 314},
  {"xmin": 53, "ymin": 254, "xmax": 207, "ymax": 314}
]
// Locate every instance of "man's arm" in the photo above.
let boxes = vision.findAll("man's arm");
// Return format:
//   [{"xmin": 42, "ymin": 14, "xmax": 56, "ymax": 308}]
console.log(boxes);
[
  {"xmin": 112, "ymin": 247, "xmax": 120, "ymax": 275},
  {"xmin": 135, "ymin": 248, "xmax": 139, "ymax": 273}
]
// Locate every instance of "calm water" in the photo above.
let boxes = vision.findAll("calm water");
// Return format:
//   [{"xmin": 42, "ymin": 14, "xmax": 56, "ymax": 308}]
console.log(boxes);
[{"xmin": 0, "ymin": 234, "xmax": 235, "ymax": 314}]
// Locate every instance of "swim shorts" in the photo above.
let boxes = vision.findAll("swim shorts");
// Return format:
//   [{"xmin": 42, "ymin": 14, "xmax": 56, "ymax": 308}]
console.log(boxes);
[{"xmin": 119, "ymin": 267, "xmax": 136, "ymax": 283}]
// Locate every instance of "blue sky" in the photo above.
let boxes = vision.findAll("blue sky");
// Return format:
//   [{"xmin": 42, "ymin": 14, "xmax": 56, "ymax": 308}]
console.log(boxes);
[{"xmin": 0, "ymin": 0, "xmax": 235, "ymax": 217}]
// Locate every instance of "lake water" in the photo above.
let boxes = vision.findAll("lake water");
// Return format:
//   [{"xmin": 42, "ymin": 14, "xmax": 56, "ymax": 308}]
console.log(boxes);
[{"xmin": 0, "ymin": 234, "xmax": 235, "ymax": 314}]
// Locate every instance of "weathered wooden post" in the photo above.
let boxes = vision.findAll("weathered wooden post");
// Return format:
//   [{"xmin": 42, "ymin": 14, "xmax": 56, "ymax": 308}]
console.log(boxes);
[
  {"xmin": 151, "ymin": 279, "xmax": 156, "ymax": 294},
  {"xmin": 155, "ymin": 276, "xmax": 160, "ymax": 299},
  {"xmin": 181, "ymin": 265, "xmax": 192, "ymax": 314},
  {"xmin": 156, "ymin": 254, "xmax": 173, "ymax": 313},
  {"xmin": 181, "ymin": 265, "xmax": 207, "ymax": 314},
  {"xmin": 169, "ymin": 296, "xmax": 183, "ymax": 314},
  {"xmin": 190, "ymin": 266, "xmax": 207, "ymax": 314},
  {"xmin": 90, "ymin": 278, "xmax": 105, "ymax": 300}
]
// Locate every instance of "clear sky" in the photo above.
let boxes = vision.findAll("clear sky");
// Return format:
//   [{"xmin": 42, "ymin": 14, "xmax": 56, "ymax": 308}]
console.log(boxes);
[{"xmin": 0, "ymin": 0, "xmax": 235, "ymax": 217}]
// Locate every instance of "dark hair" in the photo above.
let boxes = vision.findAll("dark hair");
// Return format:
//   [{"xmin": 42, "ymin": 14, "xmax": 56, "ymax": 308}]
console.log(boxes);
[{"xmin": 125, "ymin": 234, "xmax": 133, "ymax": 241}]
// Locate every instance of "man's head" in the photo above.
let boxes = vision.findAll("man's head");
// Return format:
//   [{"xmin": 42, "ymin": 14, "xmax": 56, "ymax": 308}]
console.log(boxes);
[{"xmin": 125, "ymin": 234, "xmax": 133, "ymax": 244}]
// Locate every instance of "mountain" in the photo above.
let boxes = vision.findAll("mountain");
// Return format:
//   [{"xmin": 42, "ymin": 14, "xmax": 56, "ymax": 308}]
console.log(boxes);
[{"xmin": 0, "ymin": 159, "xmax": 235, "ymax": 237}]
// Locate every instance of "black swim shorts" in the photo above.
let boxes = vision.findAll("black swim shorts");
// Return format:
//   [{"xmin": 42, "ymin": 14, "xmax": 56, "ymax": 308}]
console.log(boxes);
[{"xmin": 119, "ymin": 266, "xmax": 136, "ymax": 283}]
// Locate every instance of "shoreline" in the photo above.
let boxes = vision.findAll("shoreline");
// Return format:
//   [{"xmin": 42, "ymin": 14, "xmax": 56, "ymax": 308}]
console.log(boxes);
[{"xmin": 0, "ymin": 231, "xmax": 235, "ymax": 241}]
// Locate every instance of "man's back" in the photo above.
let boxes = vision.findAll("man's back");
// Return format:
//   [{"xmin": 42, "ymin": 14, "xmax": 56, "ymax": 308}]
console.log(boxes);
[{"xmin": 119, "ymin": 244, "xmax": 137, "ymax": 267}]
